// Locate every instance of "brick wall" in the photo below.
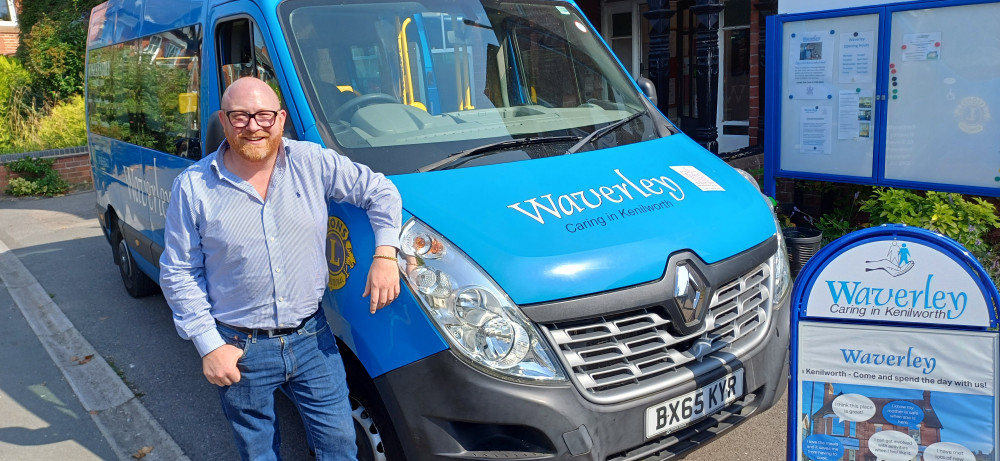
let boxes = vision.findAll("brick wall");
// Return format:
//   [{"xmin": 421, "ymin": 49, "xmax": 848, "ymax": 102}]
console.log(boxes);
[
  {"xmin": 748, "ymin": 10, "xmax": 761, "ymax": 147},
  {"xmin": 0, "ymin": 147, "xmax": 92, "ymax": 191},
  {"xmin": 0, "ymin": 29, "xmax": 17, "ymax": 55},
  {"xmin": 1, "ymin": 0, "xmax": 20, "ymax": 56}
]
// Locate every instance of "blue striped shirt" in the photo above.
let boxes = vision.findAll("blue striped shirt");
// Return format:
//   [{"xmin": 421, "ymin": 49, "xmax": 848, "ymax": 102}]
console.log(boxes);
[{"xmin": 159, "ymin": 138, "xmax": 402, "ymax": 357}]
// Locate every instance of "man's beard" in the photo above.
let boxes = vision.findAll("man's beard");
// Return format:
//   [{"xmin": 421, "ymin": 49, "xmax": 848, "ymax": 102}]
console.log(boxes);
[{"xmin": 232, "ymin": 132, "xmax": 280, "ymax": 162}]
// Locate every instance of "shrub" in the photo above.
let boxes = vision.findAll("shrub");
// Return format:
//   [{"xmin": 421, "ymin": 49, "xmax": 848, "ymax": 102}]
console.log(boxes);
[
  {"xmin": 29, "ymin": 95, "xmax": 87, "ymax": 150},
  {"xmin": 5, "ymin": 177, "xmax": 39, "ymax": 196},
  {"xmin": 16, "ymin": 0, "xmax": 105, "ymax": 38},
  {"xmin": 860, "ymin": 188, "xmax": 998, "ymax": 250},
  {"xmin": 20, "ymin": 15, "xmax": 86, "ymax": 102},
  {"xmin": 860, "ymin": 188, "xmax": 1000, "ymax": 280},
  {"xmin": 3, "ymin": 156, "xmax": 69, "ymax": 197},
  {"xmin": 0, "ymin": 56, "xmax": 38, "ymax": 154}
]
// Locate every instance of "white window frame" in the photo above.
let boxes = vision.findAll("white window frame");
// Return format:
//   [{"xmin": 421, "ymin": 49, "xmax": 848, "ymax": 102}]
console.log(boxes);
[
  {"xmin": 715, "ymin": 2, "xmax": 750, "ymax": 153},
  {"xmin": 0, "ymin": 0, "xmax": 17, "ymax": 27},
  {"xmin": 601, "ymin": 0, "xmax": 641, "ymax": 79}
]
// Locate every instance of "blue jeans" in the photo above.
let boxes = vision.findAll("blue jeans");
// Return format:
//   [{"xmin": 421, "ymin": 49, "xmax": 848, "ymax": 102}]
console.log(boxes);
[{"xmin": 216, "ymin": 309, "xmax": 357, "ymax": 461}]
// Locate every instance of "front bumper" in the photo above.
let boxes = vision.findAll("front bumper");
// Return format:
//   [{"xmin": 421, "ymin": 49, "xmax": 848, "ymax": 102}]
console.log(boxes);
[{"xmin": 374, "ymin": 299, "xmax": 789, "ymax": 460}]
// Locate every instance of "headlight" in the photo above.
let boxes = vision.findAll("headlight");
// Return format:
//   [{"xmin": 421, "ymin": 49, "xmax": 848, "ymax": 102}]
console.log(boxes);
[
  {"xmin": 770, "ymin": 217, "xmax": 792, "ymax": 309},
  {"xmin": 734, "ymin": 168, "xmax": 790, "ymax": 307},
  {"xmin": 398, "ymin": 218, "xmax": 566, "ymax": 382}
]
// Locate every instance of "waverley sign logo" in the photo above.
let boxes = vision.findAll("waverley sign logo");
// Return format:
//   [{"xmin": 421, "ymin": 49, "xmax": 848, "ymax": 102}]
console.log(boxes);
[{"xmin": 805, "ymin": 237, "xmax": 990, "ymax": 327}]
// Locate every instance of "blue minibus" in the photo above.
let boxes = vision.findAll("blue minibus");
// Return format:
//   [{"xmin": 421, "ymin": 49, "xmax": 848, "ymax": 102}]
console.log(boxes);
[{"xmin": 86, "ymin": 0, "xmax": 791, "ymax": 458}]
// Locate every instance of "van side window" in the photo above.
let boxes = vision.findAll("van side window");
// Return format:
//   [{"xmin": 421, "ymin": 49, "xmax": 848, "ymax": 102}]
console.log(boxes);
[
  {"xmin": 217, "ymin": 18, "xmax": 295, "ymax": 137},
  {"xmin": 86, "ymin": 25, "xmax": 203, "ymax": 159}
]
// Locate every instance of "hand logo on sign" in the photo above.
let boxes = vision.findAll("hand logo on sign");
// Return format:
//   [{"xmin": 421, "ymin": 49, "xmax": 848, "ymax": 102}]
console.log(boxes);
[{"xmin": 865, "ymin": 241, "xmax": 915, "ymax": 277}]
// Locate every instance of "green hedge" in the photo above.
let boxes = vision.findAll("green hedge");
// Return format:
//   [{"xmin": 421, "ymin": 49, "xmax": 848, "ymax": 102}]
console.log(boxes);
[{"xmin": 0, "ymin": 56, "xmax": 35, "ymax": 154}]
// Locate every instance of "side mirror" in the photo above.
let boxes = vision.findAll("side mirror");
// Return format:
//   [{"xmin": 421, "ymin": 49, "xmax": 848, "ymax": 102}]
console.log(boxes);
[{"xmin": 636, "ymin": 77, "xmax": 658, "ymax": 107}]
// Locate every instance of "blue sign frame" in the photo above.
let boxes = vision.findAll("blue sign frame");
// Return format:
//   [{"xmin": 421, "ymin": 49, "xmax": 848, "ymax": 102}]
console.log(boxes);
[
  {"xmin": 788, "ymin": 225, "xmax": 1000, "ymax": 460},
  {"xmin": 763, "ymin": 0, "xmax": 1000, "ymax": 198}
]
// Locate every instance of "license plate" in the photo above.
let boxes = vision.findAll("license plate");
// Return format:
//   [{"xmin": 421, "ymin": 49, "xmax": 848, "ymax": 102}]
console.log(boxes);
[{"xmin": 644, "ymin": 369, "xmax": 744, "ymax": 438}]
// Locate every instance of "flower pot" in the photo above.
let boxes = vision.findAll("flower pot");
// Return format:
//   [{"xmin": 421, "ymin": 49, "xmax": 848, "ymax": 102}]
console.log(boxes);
[{"xmin": 783, "ymin": 226, "xmax": 822, "ymax": 279}]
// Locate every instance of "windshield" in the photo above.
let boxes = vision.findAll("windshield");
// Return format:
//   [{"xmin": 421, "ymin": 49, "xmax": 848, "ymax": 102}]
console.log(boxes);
[{"xmin": 279, "ymin": 0, "xmax": 669, "ymax": 174}]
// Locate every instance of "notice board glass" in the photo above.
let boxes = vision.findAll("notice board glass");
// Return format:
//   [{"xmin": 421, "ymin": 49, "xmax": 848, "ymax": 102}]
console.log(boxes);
[
  {"xmin": 883, "ymin": 2, "xmax": 1000, "ymax": 189},
  {"xmin": 766, "ymin": 0, "xmax": 1000, "ymax": 197},
  {"xmin": 778, "ymin": 13, "xmax": 880, "ymax": 179}
]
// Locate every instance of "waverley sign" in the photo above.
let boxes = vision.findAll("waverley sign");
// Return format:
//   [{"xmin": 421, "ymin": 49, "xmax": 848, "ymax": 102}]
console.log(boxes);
[
  {"xmin": 788, "ymin": 225, "xmax": 1000, "ymax": 461},
  {"xmin": 804, "ymin": 233, "xmax": 991, "ymax": 327}
]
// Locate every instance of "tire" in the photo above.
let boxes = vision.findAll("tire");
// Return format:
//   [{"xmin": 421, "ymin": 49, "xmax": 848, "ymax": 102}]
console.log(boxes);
[
  {"xmin": 345, "ymin": 355, "xmax": 407, "ymax": 461},
  {"xmin": 112, "ymin": 226, "xmax": 158, "ymax": 298}
]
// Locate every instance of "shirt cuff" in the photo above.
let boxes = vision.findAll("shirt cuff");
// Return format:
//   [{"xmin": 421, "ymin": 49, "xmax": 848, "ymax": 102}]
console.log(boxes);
[
  {"xmin": 192, "ymin": 328, "xmax": 228, "ymax": 357},
  {"xmin": 373, "ymin": 227, "xmax": 401, "ymax": 250}
]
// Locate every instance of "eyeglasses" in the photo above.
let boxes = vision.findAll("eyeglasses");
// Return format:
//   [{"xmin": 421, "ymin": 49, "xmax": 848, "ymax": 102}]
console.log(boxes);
[{"xmin": 225, "ymin": 110, "xmax": 279, "ymax": 128}]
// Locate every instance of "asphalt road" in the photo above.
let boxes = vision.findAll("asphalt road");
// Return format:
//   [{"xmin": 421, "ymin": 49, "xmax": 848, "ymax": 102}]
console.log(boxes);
[{"xmin": 0, "ymin": 190, "xmax": 788, "ymax": 460}]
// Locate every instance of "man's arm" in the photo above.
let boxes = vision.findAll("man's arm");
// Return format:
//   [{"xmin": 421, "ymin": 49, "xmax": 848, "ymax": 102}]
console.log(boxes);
[
  {"xmin": 318, "ymin": 145, "xmax": 403, "ymax": 312},
  {"xmin": 159, "ymin": 175, "xmax": 241, "ymax": 385}
]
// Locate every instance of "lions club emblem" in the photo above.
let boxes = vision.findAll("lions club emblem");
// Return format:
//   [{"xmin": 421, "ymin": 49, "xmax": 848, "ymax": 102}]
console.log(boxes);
[{"xmin": 327, "ymin": 216, "xmax": 356, "ymax": 290}]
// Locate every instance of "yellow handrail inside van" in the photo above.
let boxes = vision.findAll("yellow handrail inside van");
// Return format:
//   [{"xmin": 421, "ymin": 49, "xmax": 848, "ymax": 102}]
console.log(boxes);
[{"xmin": 396, "ymin": 18, "xmax": 427, "ymax": 112}]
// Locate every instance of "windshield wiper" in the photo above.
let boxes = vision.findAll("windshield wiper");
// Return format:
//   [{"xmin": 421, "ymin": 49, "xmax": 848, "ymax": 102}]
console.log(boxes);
[
  {"xmin": 417, "ymin": 136, "xmax": 580, "ymax": 172},
  {"xmin": 564, "ymin": 111, "xmax": 645, "ymax": 155}
]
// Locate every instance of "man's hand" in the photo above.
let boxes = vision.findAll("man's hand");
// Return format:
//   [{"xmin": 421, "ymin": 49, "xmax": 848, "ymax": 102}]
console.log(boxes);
[
  {"xmin": 363, "ymin": 246, "xmax": 401, "ymax": 314},
  {"xmin": 203, "ymin": 344, "xmax": 243, "ymax": 386}
]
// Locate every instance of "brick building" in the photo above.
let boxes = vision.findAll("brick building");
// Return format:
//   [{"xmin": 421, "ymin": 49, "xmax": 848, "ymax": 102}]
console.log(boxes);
[
  {"xmin": 807, "ymin": 383, "xmax": 943, "ymax": 461},
  {"xmin": 0, "ymin": 0, "xmax": 19, "ymax": 55}
]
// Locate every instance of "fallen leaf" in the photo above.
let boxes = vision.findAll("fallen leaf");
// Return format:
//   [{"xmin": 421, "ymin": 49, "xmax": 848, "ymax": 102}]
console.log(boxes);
[
  {"xmin": 89, "ymin": 410, "xmax": 99, "ymax": 415},
  {"xmin": 132, "ymin": 446, "xmax": 153, "ymax": 459},
  {"xmin": 77, "ymin": 355, "xmax": 94, "ymax": 365}
]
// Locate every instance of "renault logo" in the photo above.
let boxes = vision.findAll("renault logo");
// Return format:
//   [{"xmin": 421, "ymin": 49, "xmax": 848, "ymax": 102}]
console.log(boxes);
[{"xmin": 674, "ymin": 263, "xmax": 707, "ymax": 324}]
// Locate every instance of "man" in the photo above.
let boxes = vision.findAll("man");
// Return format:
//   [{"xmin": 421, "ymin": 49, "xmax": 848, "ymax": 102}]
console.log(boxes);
[{"xmin": 159, "ymin": 77, "xmax": 402, "ymax": 460}]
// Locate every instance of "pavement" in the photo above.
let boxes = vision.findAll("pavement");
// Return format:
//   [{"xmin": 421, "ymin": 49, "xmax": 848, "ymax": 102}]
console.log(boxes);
[{"xmin": 0, "ymin": 191, "xmax": 187, "ymax": 461}]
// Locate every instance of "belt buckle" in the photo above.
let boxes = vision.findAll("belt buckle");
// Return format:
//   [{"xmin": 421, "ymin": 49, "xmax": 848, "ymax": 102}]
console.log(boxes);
[{"xmin": 265, "ymin": 328, "xmax": 288, "ymax": 338}]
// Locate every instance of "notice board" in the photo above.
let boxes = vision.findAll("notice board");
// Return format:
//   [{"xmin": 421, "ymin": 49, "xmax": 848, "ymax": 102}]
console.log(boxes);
[{"xmin": 764, "ymin": 0, "xmax": 1000, "ymax": 197}]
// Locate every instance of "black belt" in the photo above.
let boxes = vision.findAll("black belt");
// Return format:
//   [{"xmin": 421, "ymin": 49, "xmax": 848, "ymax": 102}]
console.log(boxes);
[{"xmin": 218, "ymin": 310, "xmax": 318, "ymax": 338}]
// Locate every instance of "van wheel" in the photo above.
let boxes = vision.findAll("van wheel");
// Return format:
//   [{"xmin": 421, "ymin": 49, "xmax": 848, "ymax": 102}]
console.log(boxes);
[
  {"xmin": 351, "ymin": 395, "xmax": 387, "ymax": 461},
  {"xmin": 346, "ymin": 362, "xmax": 406, "ymax": 461},
  {"xmin": 112, "ymin": 227, "xmax": 158, "ymax": 298}
]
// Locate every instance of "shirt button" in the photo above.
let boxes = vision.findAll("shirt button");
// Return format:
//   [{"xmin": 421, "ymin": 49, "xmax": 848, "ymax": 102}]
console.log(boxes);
[
  {"xmin": 278, "ymin": 297, "xmax": 285, "ymax": 302},
  {"xmin": 276, "ymin": 268, "xmax": 281, "ymax": 273}
]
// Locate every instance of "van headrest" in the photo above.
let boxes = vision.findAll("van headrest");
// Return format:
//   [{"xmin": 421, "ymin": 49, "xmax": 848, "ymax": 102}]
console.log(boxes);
[{"xmin": 206, "ymin": 110, "xmax": 226, "ymax": 155}]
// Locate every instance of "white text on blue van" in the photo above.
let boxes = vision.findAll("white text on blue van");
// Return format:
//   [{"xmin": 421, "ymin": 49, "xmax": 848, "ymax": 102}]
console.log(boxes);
[{"xmin": 507, "ymin": 169, "xmax": 685, "ymax": 225}]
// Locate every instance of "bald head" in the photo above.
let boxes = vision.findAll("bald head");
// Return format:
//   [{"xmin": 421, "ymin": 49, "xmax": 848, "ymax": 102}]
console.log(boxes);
[{"xmin": 222, "ymin": 77, "xmax": 281, "ymax": 110}]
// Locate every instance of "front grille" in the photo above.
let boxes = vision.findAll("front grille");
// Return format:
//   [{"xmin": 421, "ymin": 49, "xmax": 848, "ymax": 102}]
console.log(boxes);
[{"xmin": 540, "ymin": 263, "xmax": 772, "ymax": 404}]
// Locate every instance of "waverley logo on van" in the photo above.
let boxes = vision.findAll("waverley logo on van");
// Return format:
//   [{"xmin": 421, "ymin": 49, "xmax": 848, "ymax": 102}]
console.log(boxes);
[{"xmin": 506, "ymin": 168, "xmax": 686, "ymax": 225}]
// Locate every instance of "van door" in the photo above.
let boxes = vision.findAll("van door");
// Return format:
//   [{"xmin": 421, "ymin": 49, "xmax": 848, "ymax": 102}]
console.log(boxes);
[{"xmin": 205, "ymin": 5, "xmax": 299, "ymax": 147}]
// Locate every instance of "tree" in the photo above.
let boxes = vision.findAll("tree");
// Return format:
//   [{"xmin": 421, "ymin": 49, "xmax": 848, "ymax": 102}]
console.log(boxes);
[{"xmin": 16, "ymin": 0, "xmax": 105, "ymax": 102}]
